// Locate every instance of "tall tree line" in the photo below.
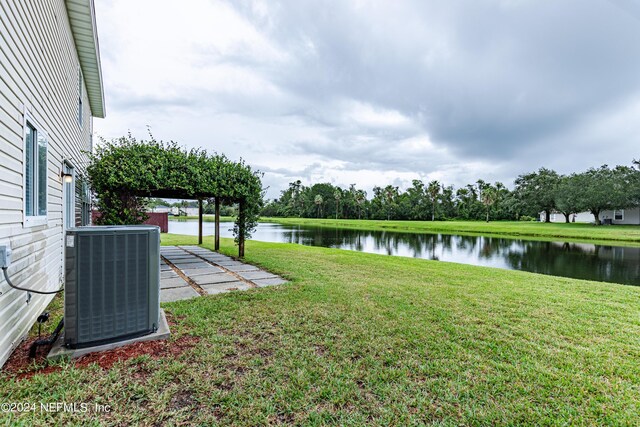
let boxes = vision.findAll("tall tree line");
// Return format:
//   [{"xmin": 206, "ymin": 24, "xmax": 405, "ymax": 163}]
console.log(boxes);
[{"xmin": 262, "ymin": 162, "xmax": 640, "ymax": 223}]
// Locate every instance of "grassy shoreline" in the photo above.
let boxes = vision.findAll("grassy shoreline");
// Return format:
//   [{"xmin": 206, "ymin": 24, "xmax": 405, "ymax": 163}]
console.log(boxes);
[
  {"xmin": 260, "ymin": 217, "xmax": 640, "ymax": 245},
  {"xmin": 4, "ymin": 235, "xmax": 639, "ymax": 425}
]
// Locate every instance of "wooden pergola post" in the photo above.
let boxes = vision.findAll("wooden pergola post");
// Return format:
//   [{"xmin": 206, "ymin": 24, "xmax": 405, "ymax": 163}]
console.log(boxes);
[
  {"xmin": 214, "ymin": 197, "xmax": 220, "ymax": 251},
  {"xmin": 198, "ymin": 199, "xmax": 203, "ymax": 245},
  {"xmin": 238, "ymin": 200, "xmax": 245, "ymax": 258}
]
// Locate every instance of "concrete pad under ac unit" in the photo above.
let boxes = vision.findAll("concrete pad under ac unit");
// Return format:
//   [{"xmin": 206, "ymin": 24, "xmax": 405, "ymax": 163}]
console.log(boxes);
[{"xmin": 48, "ymin": 309, "xmax": 171, "ymax": 361}]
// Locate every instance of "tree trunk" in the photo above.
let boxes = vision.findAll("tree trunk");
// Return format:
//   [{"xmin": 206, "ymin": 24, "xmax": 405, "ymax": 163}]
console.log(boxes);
[
  {"xmin": 486, "ymin": 207, "xmax": 490, "ymax": 223},
  {"xmin": 591, "ymin": 209, "xmax": 601, "ymax": 225},
  {"xmin": 432, "ymin": 201, "xmax": 435, "ymax": 222},
  {"xmin": 563, "ymin": 212, "xmax": 570, "ymax": 223},
  {"xmin": 214, "ymin": 197, "xmax": 220, "ymax": 251},
  {"xmin": 544, "ymin": 209, "xmax": 551, "ymax": 223}
]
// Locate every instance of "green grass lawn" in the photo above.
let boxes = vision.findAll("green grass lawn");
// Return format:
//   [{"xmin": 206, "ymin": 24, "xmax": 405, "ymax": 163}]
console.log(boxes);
[
  {"xmin": 261, "ymin": 217, "xmax": 640, "ymax": 244},
  {"xmin": 2, "ymin": 235, "xmax": 639, "ymax": 425}
]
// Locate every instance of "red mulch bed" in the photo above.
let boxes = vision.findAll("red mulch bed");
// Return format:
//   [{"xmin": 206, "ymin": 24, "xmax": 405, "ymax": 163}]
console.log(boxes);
[{"xmin": 2, "ymin": 313, "xmax": 199, "ymax": 380}]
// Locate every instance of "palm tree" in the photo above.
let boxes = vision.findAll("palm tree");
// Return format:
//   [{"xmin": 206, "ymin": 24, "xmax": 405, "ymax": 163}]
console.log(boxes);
[
  {"xmin": 427, "ymin": 180, "xmax": 441, "ymax": 221},
  {"xmin": 334, "ymin": 189, "xmax": 342, "ymax": 219},
  {"xmin": 481, "ymin": 186, "xmax": 497, "ymax": 222},
  {"xmin": 291, "ymin": 180, "xmax": 302, "ymax": 217},
  {"xmin": 314, "ymin": 194, "xmax": 324, "ymax": 218},
  {"xmin": 355, "ymin": 190, "xmax": 366, "ymax": 219},
  {"xmin": 384, "ymin": 185, "xmax": 397, "ymax": 220}
]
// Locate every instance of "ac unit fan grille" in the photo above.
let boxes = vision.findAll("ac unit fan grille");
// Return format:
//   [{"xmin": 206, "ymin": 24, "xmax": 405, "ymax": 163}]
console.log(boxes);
[{"xmin": 76, "ymin": 232, "xmax": 150, "ymax": 343}]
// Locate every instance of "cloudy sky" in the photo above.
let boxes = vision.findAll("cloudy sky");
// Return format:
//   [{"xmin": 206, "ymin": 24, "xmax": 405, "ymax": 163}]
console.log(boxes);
[{"xmin": 93, "ymin": 0, "xmax": 640, "ymax": 198}]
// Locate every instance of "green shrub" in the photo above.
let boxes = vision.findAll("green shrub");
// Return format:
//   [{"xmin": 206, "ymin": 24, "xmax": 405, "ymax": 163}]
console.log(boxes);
[{"xmin": 87, "ymin": 134, "xmax": 263, "ymax": 246}]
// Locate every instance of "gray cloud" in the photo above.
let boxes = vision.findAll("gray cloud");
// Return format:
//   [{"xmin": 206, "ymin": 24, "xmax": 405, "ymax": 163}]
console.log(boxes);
[
  {"xmin": 229, "ymin": 0, "xmax": 640, "ymax": 160},
  {"xmin": 94, "ymin": 0, "xmax": 640, "ymax": 198}
]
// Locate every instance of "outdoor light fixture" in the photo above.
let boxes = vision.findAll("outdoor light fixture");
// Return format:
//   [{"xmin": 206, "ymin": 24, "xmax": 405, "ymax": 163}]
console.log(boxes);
[{"xmin": 61, "ymin": 171, "xmax": 73, "ymax": 183}]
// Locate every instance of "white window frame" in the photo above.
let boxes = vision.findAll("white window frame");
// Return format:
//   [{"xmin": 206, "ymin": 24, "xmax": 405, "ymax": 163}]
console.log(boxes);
[
  {"xmin": 614, "ymin": 209, "xmax": 624, "ymax": 221},
  {"xmin": 80, "ymin": 179, "xmax": 91, "ymax": 226},
  {"xmin": 23, "ymin": 110, "xmax": 48, "ymax": 228}
]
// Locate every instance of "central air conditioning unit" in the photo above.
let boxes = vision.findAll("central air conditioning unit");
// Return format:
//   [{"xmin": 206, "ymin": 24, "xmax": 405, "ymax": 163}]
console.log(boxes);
[{"xmin": 64, "ymin": 225, "xmax": 160, "ymax": 349}]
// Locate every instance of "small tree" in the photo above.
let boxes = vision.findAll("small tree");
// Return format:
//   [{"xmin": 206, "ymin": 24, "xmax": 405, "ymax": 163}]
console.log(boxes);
[
  {"xmin": 571, "ymin": 166, "xmax": 617, "ymax": 225},
  {"xmin": 555, "ymin": 175, "xmax": 580, "ymax": 223},
  {"xmin": 514, "ymin": 168, "xmax": 561, "ymax": 222}
]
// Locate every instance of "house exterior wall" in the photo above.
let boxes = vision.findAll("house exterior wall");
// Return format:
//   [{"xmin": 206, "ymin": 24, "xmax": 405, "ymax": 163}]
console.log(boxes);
[
  {"xmin": 573, "ymin": 211, "xmax": 595, "ymax": 223},
  {"xmin": 540, "ymin": 208, "xmax": 640, "ymax": 225},
  {"xmin": 600, "ymin": 207, "xmax": 640, "ymax": 225},
  {"xmin": 0, "ymin": 0, "xmax": 95, "ymax": 367},
  {"xmin": 184, "ymin": 207, "xmax": 199, "ymax": 217}
]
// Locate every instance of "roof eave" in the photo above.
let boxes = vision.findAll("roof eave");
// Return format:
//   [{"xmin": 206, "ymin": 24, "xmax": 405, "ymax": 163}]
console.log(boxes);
[{"xmin": 66, "ymin": 0, "xmax": 105, "ymax": 118}]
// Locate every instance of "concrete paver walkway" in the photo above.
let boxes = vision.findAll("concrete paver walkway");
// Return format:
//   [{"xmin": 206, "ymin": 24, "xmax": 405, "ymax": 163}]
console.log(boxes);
[{"xmin": 159, "ymin": 246, "xmax": 287, "ymax": 302}]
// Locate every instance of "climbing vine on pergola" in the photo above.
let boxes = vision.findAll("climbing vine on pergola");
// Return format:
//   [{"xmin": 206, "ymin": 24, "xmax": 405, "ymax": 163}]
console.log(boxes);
[{"xmin": 86, "ymin": 135, "xmax": 263, "ymax": 257}]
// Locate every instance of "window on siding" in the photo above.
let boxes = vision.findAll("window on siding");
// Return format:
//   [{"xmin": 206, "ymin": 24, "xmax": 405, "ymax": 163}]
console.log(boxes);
[
  {"xmin": 80, "ymin": 180, "xmax": 91, "ymax": 226},
  {"xmin": 614, "ymin": 210, "xmax": 624, "ymax": 221},
  {"xmin": 24, "ymin": 121, "xmax": 47, "ymax": 221},
  {"xmin": 78, "ymin": 68, "xmax": 83, "ymax": 127}
]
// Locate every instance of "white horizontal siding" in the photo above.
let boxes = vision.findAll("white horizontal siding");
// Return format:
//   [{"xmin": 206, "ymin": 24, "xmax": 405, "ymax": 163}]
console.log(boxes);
[
  {"xmin": 602, "ymin": 207, "xmax": 640, "ymax": 225},
  {"xmin": 0, "ymin": 0, "xmax": 95, "ymax": 368}
]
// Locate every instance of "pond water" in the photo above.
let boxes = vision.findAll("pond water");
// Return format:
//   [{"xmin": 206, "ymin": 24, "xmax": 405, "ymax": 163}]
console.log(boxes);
[{"xmin": 168, "ymin": 220, "xmax": 640, "ymax": 286}]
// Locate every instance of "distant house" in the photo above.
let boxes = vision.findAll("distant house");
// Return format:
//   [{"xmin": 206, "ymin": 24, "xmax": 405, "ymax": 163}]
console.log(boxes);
[
  {"xmin": 0, "ymin": 0, "xmax": 105, "ymax": 367},
  {"xmin": 150, "ymin": 205, "xmax": 199, "ymax": 216},
  {"xmin": 150, "ymin": 205, "xmax": 173, "ymax": 214},
  {"xmin": 166, "ymin": 206, "xmax": 200, "ymax": 216},
  {"xmin": 540, "ymin": 208, "xmax": 640, "ymax": 225},
  {"xmin": 182, "ymin": 207, "xmax": 200, "ymax": 217}
]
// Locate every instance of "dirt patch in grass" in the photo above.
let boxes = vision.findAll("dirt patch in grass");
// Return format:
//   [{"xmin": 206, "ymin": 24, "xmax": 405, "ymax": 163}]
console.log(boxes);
[
  {"xmin": 169, "ymin": 390, "xmax": 197, "ymax": 410},
  {"xmin": 3, "ymin": 312, "xmax": 199, "ymax": 379}
]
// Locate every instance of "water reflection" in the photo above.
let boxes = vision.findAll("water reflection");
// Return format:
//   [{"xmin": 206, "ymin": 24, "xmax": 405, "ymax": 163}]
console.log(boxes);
[{"xmin": 168, "ymin": 221, "xmax": 640, "ymax": 286}]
